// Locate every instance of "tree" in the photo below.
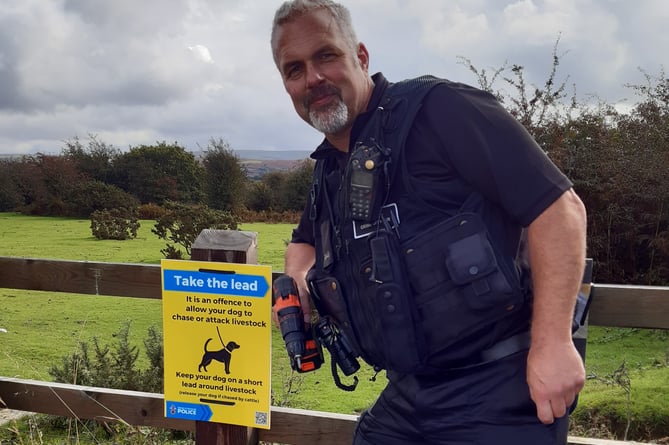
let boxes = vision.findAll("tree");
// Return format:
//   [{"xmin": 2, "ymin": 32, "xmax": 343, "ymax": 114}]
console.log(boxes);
[
  {"xmin": 113, "ymin": 141, "xmax": 204, "ymax": 205},
  {"xmin": 247, "ymin": 159, "xmax": 314, "ymax": 212},
  {"xmin": 461, "ymin": 47, "xmax": 669, "ymax": 285},
  {"xmin": 460, "ymin": 36, "xmax": 577, "ymax": 139},
  {"xmin": 0, "ymin": 159, "xmax": 23, "ymax": 211},
  {"xmin": 201, "ymin": 138, "xmax": 248, "ymax": 212},
  {"xmin": 62, "ymin": 135, "xmax": 121, "ymax": 183},
  {"xmin": 279, "ymin": 159, "xmax": 314, "ymax": 211},
  {"xmin": 596, "ymin": 69, "xmax": 669, "ymax": 284},
  {"xmin": 246, "ymin": 181, "xmax": 273, "ymax": 212},
  {"xmin": 8, "ymin": 154, "xmax": 85, "ymax": 216},
  {"xmin": 246, "ymin": 171, "xmax": 284, "ymax": 212}
]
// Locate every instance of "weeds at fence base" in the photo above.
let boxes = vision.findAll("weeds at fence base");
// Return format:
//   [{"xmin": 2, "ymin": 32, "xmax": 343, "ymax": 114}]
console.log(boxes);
[{"xmin": 1, "ymin": 414, "xmax": 194, "ymax": 445}]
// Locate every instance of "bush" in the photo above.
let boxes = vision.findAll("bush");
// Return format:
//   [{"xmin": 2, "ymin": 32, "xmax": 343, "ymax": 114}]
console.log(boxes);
[
  {"xmin": 49, "ymin": 320, "xmax": 162, "ymax": 392},
  {"xmin": 237, "ymin": 208, "xmax": 301, "ymax": 224},
  {"xmin": 70, "ymin": 180, "xmax": 139, "ymax": 217},
  {"xmin": 42, "ymin": 322, "xmax": 183, "ymax": 444},
  {"xmin": 137, "ymin": 202, "xmax": 167, "ymax": 220},
  {"xmin": 142, "ymin": 325, "xmax": 164, "ymax": 393},
  {"xmin": 152, "ymin": 200, "xmax": 240, "ymax": 259},
  {"xmin": 90, "ymin": 207, "xmax": 140, "ymax": 240}
]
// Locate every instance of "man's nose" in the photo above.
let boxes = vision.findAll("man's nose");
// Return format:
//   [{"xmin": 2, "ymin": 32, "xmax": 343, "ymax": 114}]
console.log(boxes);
[{"xmin": 305, "ymin": 63, "xmax": 324, "ymax": 87}]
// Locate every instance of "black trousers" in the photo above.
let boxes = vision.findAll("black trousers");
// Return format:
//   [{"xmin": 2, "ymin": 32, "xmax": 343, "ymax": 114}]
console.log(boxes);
[{"xmin": 352, "ymin": 351, "xmax": 570, "ymax": 445}]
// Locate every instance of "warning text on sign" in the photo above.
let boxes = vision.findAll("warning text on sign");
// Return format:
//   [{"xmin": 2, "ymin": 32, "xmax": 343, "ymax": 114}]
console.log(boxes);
[{"xmin": 170, "ymin": 295, "xmax": 267, "ymax": 327}]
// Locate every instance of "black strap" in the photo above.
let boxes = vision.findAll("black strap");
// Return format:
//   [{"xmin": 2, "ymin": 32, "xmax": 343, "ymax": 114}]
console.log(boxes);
[
  {"xmin": 379, "ymin": 76, "xmax": 446, "ymax": 193},
  {"xmin": 311, "ymin": 159, "xmax": 339, "ymax": 272},
  {"xmin": 330, "ymin": 355, "xmax": 358, "ymax": 391},
  {"xmin": 309, "ymin": 159, "xmax": 324, "ymax": 223}
]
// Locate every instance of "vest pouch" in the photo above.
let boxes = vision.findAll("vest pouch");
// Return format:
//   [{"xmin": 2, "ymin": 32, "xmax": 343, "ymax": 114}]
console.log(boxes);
[
  {"xmin": 402, "ymin": 213, "xmax": 526, "ymax": 362},
  {"xmin": 370, "ymin": 231, "xmax": 425, "ymax": 373},
  {"xmin": 444, "ymin": 231, "xmax": 512, "ymax": 310},
  {"xmin": 307, "ymin": 272, "xmax": 363, "ymax": 358}
]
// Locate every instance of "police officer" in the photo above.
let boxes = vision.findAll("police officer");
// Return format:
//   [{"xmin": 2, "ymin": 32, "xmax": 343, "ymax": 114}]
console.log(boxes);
[{"xmin": 271, "ymin": 1, "xmax": 588, "ymax": 444}]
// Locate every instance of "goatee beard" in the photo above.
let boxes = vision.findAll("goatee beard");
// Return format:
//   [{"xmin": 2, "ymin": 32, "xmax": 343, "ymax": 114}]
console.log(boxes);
[
  {"xmin": 309, "ymin": 99, "xmax": 349, "ymax": 134},
  {"xmin": 306, "ymin": 85, "xmax": 349, "ymax": 134}
]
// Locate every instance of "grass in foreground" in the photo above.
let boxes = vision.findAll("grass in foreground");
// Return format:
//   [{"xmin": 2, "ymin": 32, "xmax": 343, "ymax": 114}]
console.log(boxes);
[
  {"xmin": 0, "ymin": 213, "xmax": 383, "ymax": 415},
  {"xmin": 1, "ymin": 212, "xmax": 668, "ymax": 441}
]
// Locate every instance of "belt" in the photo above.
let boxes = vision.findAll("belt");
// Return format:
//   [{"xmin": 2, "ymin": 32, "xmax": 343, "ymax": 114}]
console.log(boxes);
[
  {"xmin": 410, "ymin": 331, "xmax": 532, "ymax": 380},
  {"xmin": 480, "ymin": 331, "xmax": 531, "ymax": 363}
]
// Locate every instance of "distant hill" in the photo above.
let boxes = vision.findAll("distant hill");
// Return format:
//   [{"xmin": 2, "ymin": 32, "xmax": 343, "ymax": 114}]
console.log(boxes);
[
  {"xmin": 2, "ymin": 149, "xmax": 313, "ymax": 162},
  {"xmin": 0, "ymin": 153, "xmax": 22, "ymax": 160},
  {"xmin": 0, "ymin": 149, "xmax": 313, "ymax": 181},
  {"xmin": 233, "ymin": 149, "xmax": 312, "ymax": 161},
  {"xmin": 231, "ymin": 150, "xmax": 313, "ymax": 180}
]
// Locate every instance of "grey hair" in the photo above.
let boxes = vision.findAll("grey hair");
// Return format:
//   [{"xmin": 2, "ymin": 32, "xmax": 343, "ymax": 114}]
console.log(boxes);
[{"xmin": 270, "ymin": 0, "xmax": 358, "ymax": 67}]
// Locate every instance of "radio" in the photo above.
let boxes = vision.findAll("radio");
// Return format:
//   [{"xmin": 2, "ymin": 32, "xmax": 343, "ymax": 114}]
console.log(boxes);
[{"xmin": 348, "ymin": 142, "xmax": 387, "ymax": 222}]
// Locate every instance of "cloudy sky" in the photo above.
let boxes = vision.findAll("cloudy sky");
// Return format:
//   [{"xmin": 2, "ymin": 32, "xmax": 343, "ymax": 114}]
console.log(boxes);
[{"xmin": 0, "ymin": 0, "xmax": 667, "ymax": 155}]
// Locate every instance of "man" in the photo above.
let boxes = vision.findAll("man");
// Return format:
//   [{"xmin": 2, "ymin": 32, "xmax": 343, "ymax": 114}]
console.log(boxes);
[{"xmin": 271, "ymin": 1, "xmax": 588, "ymax": 444}]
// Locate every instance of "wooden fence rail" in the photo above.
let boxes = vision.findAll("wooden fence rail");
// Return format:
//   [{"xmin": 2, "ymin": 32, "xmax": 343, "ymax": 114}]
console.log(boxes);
[{"xmin": 1, "ymin": 256, "xmax": 668, "ymax": 445}]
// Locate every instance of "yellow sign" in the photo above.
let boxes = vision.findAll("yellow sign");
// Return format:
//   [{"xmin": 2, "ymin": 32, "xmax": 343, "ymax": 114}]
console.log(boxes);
[{"xmin": 161, "ymin": 259, "xmax": 272, "ymax": 429}]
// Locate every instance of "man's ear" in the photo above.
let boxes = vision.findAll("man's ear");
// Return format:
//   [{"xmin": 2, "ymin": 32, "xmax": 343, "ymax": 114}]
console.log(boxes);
[{"xmin": 357, "ymin": 42, "xmax": 370, "ymax": 71}]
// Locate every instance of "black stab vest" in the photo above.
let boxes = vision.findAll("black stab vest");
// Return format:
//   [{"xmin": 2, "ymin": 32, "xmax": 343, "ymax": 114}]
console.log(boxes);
[{"xmin": 307, "ymin": 76, "xmax": 531, "ymax": 374}]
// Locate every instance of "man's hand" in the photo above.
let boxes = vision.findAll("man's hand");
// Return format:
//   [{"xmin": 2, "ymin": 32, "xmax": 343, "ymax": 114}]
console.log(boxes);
[
  {"xmin": 280, "ymin": 242, "xmax": 316, "ymax": 326},
  {"xmin": 271, "ymin": 281, "xmax": 312, "ymax": 327},
  {"xmin": 527, "ymin": 341, "xmax": 585, "ymax": 424}
]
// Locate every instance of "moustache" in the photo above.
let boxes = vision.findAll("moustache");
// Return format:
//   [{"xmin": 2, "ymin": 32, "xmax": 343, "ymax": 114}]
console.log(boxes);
[{"xmin": 304, "ymin": 84, "xmax": 342, "ymax": 109}]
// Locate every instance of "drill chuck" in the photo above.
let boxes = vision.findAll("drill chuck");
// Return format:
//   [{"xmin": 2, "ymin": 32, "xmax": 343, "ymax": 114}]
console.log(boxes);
[{"xmin": 277, "ymin": 304, "xmax": 305, "ymax": 359}]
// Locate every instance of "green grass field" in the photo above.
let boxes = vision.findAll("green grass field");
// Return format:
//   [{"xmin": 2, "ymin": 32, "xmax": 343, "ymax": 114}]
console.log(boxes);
[
  {"xmin": 0, "ymin": 213, "xmax": 384, "ymax": 416},
  {"xmin": 1, "ymin": 212, "xmax": 667, "ymax": 440}
]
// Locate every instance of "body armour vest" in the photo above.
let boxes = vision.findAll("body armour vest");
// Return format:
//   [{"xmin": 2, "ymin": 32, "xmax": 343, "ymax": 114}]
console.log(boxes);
[{"xmin": 307, "ymin": 76, "xmax": 532, "ymax": 375}]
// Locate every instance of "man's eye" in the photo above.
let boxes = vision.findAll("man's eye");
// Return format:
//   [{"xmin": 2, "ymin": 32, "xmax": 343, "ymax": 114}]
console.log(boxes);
[
  {"xmin": 320, "ymin": 53, "xmax": 336, "ymax": 61},
  {"xmin": 285, "ymin": 66, "xmax": 301, "ymax": 79}
]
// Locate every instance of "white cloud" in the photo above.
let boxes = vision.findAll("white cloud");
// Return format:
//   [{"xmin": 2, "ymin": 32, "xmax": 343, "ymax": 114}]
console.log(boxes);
[
  {"xmin": 0, "ymin": 0, "xmax": 667, "ymax": 154},
  {"xmin": 502, "ymin": 0, "xmax": 577, "ymax": 43},
  {"xmin": 188, "ymin": 44, "xmax": 214, "ymax": 64},
  {"xmin": 407, "ymin": 2, "xmax": 491, "ymax": 53}
]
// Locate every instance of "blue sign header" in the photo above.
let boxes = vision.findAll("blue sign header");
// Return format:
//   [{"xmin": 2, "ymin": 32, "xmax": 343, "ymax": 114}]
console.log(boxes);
[{"xmin": 163, "ymin": 269, "xmax": 268, "ymax": 297}]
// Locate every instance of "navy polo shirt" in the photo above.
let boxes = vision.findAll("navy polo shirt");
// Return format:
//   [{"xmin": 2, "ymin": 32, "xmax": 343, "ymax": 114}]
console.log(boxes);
[{"xmin": 292, "ymin": 72, "xmax": 572, "ymax": 246}]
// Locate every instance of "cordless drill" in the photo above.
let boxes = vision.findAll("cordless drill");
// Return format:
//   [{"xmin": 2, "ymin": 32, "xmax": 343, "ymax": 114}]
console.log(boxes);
[{"xmin": 272, "ymin": 275, "xmax": 323, "ymax": 373}]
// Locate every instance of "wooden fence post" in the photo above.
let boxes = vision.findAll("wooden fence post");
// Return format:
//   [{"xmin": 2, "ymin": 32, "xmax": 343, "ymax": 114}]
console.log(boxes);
[{"xmin": 190, "ymin": 229, "xmax": 260, "ymax": 445}]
